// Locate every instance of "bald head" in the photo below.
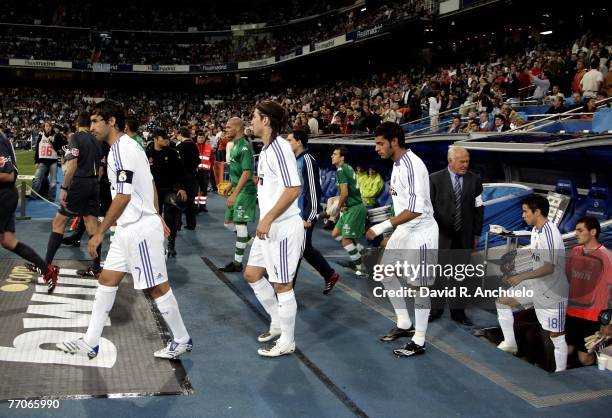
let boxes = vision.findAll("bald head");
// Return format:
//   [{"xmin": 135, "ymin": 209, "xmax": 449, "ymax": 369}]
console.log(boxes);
[
  {"xmin": 225, "ymin": 117, "xmax": 244, "ymax": 141},
  {"xmin": 448, "ymin": 146, "xmax": 470, "ymax": 175}
]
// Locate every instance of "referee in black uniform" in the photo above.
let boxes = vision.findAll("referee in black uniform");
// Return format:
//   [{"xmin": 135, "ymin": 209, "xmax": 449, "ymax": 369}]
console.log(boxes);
[
  {"xmin": 36, "ymin": 112, "xmax": 104, "ymax": 278},
  {"xmin": 0, "ymin": 131, "xmax": 59, "ymax": 292}
]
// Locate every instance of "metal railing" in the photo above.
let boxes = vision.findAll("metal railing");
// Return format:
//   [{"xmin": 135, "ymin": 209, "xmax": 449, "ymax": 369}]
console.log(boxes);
[
  {"xmin": 506, "ymin": 97, "xmax": 612, "ymax": 133},
  {"xmin": 14, "ymin": 174, "xmax": 61, "ymax": 220},
  {"xmin": 408, "ymin": 119, "xmax": 455, "ymax": 135}
]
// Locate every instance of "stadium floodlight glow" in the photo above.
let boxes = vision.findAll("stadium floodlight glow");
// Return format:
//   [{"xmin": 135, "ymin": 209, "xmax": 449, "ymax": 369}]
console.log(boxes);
[
  {"xmin": 240, "ymin": 76, "xmax": 248, "ymax": 79},
  {"xmin": 540, "ymin": 30, "xmax": 553, "ymax": 35},
  {"xmin": 361, "ymin": 7, "xmax": 367, "ymax": 12}
]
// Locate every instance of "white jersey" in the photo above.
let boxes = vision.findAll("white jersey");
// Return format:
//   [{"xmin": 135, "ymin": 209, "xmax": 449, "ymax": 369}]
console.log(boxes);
[
  {"xmin": 390, "ymin": 149, "xmax": 436, "ymax": 231},
  {"xmin": 38, "ymin": 133, "xmax": 58, "ymax": 160},
  {"xmin": 256, "ymin": 136, "xmax": 301, "ymax": 223},
  {"xmin": 529, "ymin": 221, "xmax": 567, "ymax": 291},
  {"xmin": 107, "ymin": 134, "xmax": 157, "ymax": 227}
]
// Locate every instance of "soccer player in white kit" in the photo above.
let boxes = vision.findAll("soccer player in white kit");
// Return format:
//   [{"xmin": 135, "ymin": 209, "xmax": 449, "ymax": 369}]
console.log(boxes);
[
  {"xmin": 496, "ymin": 194, "xmax": 568, "ymax": 372},
  {"xmin": 57, "ymin": 101, "xmax": 192, "ymax": 359},
  {"xmin": 367, "ymin": 122, "xmax": 439, "ymax": 357},
  {"xmin": 244, "ymin": 101, "xmax": 305, "ymax": 357}
]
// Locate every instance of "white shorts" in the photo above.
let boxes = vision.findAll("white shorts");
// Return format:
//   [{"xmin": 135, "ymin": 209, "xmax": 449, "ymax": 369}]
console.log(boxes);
[
  {"xmin": 247, "ymin": 216, "xmax": 305, "ymax": 284},
  {"xmin": 103, "ymin": 215, "xmax": 169, "ymax": 290},
  {"xmin": 511, "ymin": 283, "xmax": 567, "ymax": 332},
  {"xmin": 381, "ymin": 221, "xmax": 439, "ymax": 287}
]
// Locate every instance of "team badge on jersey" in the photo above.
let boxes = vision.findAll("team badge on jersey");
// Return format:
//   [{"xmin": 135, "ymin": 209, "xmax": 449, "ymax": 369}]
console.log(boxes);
[{"xmin": 117, "ymin": 170, "xmax": 134, "ymax": 183}]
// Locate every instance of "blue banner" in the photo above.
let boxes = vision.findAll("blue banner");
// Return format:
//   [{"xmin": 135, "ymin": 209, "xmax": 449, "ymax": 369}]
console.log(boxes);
[{"xmin": 346, "ymin": 24, "xmax": 384, "ymax": 42}]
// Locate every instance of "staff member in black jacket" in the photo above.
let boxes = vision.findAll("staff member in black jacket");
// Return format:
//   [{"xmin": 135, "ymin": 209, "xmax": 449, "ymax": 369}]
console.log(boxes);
[
  {"xmin": 287, "ymin": 129, "xmax": 340, "ymax": 294},
  {"xmin": 429, "ymin": 146, "xmax": 484, "ymax": 325},
  {"xmin": 146, "ymin": 129, "xmax": 187, "ymax": 257},
  {"xmin": 176, "ymin": 127, "xmax": 200, "ymax": 230}
]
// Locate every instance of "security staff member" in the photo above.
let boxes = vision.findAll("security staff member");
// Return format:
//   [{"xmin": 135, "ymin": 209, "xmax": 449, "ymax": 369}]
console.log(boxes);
[
  {"xmin": 0, "ymin": 131, "xmax": 59, "ymax": 291},
  {"xmin": 195, "ymin": 130, "xmax": 214, "ymax": 212},
  {"xmin": 146, "ymin": 128, "xmax": 187, "ymax": 257},
  {"xmin": 176, "ymin": 127, "xmax": 200, "ymax": 230},
  {"xmin": 39, "ymin": 112, "xmax": 104, "ymax": 278}
]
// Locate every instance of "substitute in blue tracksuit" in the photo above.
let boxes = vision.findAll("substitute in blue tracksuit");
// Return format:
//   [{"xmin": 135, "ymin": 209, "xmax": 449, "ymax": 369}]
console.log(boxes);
[{"xmin": 287, "ymin": 129, "xmax": 340, "ymax": 295}]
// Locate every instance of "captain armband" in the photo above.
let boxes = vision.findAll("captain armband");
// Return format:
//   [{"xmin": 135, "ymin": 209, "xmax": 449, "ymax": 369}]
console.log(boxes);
[{"xmin": 117, "ymin": 170, "xmax": 134, "ymax": 184}]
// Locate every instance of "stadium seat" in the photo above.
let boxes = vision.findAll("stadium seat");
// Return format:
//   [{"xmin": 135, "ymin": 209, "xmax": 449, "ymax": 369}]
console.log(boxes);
[
  {"xmin": 555, "ymin": 179, "xmax": 581, "ymax": 234},
  {"xmin": 375, "ymin": 181, "xmax": 392, "ymax": 207},
  {"xmin": 583, "ymin": 184, "xmax": 611, "ymax": 222},
  {"xmin": 592, "ymin": 108, "xmax": 612, "ymax": 133},
  {"xmin": 320, "ymin": 169, "xmax": 337, "ymax": 203},
  {"xmin": 517, "ymin": 105, "xmax": 550, "ymax": 115},
  {"xmin": 319, "ymin": 168, "xmax": 333, "ymax": 203}
]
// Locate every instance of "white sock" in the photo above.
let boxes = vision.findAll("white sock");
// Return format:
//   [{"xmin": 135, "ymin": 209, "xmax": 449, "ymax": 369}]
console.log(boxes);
[
  {"xmin": 224, "ymin": 222, "xmax": 236, "ymax": 232},
  {"xmin": 84, "ymin": 284, "xmax": 117, "ymax": 348},
  {"xmin": 249, "ymin": 278, "xmax": 280, "ymax": 330},
  {"xmin": 356, "ymin": 242, "xmax": 364, "ymax": 253},
  {"xmin": 155, "ymin": 288, "xmax": 190, "ymax": 344},
  {"xmin": 382, "ymin": 276, "xmax": 412, "ymax": 329},
  {"xmin": 496, "ymin": 303, "xmax": 516, "ymax": 346},
  {"xmin": 413, "ymin": 295, "xmax": 431, "ymax": 346},
  {"xmin": 334, "ymin": 235, "xmax": 343, "ymax": 242},
  {"xmin": 551, "ymin": 335, "xmax": 568, "ymax": 372},
  {"xmin": 277, "ymin": 290, "xmax": 297, "ymax": 346}
]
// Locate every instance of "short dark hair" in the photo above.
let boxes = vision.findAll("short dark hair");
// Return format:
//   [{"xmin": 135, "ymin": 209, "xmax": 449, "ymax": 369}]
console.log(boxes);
[
  {"xmin": 374, "ymin": 122, "xmax": 406, "ymax": 147},
  {"xmin": 576, "ymin": 216, "xmax": 601, "ymax": 239},
  {"xmin": 77, "ymin": 111, "xmax": 90, "ymax": 128},
  {"xmin": 153, "ymin": 128, "xmax": 168, "ymax": 139},
  {"xmin": 334, "ymin": 145, "xmax": 349, "ymax": 158},
  {"xmin": 522, "ymin": 194, "xmax": 549, "ymax": 217},
  {"xmin": 179, "ymin": 126, "xmax": 190, "ymax": 138},
  {"xmin": 92, "ymin": 100, "xmax": 125, "ymax": 131},
  {"xmin": 291, "ymin": 128, "xmax": 308, "ymax": 147},
  {"xmin": 124, "ymin": 117, "xmax": 138, "ymax": 133}
]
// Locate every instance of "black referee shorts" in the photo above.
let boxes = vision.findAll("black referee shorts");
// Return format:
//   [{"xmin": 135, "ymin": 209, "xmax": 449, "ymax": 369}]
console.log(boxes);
[
  {"xmin": 0, "ymin": 187, "xmax": 18, "ymax": 234},
  {"xmin": 59, "ymin": 178, "xmax": 100, "ymax": 218}
]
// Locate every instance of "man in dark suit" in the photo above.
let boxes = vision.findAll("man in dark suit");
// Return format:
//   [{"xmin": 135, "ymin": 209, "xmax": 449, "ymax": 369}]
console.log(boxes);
[{"xmin": 429, "ymin": 146, "xmax": 484, "ymax": 325}]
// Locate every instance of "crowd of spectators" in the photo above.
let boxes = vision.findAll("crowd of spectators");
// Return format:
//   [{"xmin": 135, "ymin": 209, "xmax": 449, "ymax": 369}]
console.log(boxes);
[
  {"xmin": 0, "ymin": 1, "xmax": 429, "ymax": 64},
  {"xmin": 2, "ymin": 31, "xmax": 612, "ymax": 148},
  {"xmin": 0, "ymin": 0, "xmax": 354, "ymax": 31}
]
